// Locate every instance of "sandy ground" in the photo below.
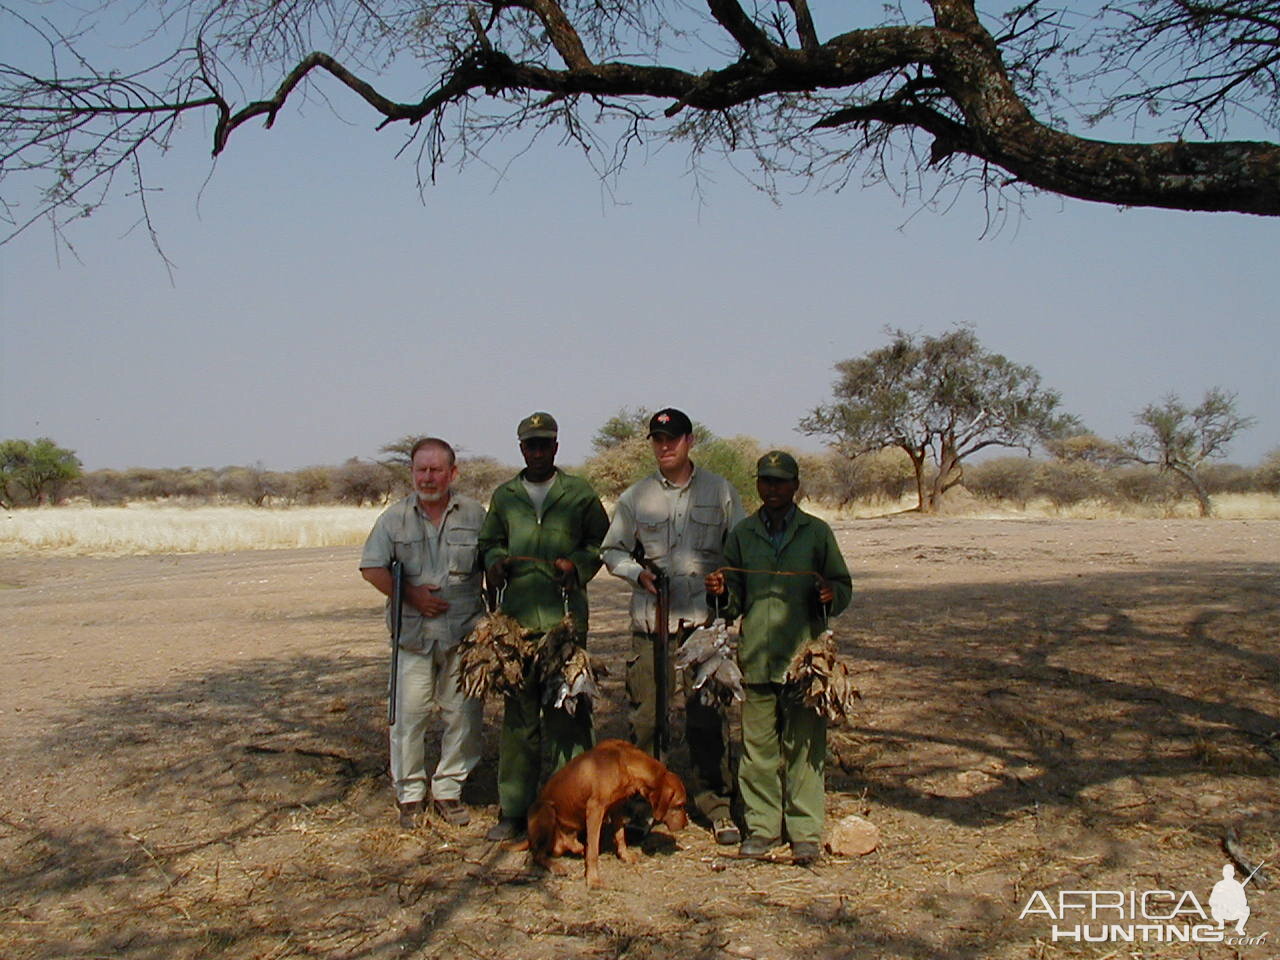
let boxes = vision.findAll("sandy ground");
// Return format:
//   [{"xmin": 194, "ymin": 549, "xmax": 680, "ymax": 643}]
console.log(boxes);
[{"xmin": 1, "ymin": 515, "xmax": 1278, "ymax": 960}]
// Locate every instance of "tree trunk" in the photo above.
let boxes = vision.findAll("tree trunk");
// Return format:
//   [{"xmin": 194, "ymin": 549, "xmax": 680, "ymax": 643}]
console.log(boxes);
[{"xmin": 1173, "ymin": 467, "xmax": 1214, "ymax": 517}]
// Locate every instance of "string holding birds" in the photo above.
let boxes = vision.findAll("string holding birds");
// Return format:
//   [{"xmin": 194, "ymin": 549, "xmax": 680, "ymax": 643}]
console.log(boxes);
[
  {"xmin": 536, "ymin": 615, "xmax": 601, "ymax": 717},
  {"xmin": 456, "ymin": 611, "xmax": 539, "ymax": 699},
  {"xmin": 674, "ymin": 618, "xmax": 744, "ymax": 709},
  {"xmin": 783, "ymin": 629, "xmax": 861, "ymax": 724}
]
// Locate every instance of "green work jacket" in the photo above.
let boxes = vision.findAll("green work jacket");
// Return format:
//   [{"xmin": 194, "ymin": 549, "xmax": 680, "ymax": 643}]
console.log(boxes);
[
  {"xmin": 722, "ymin": 507, "xmax": 853, "ymax": 684},
  {"xmin": 479, "ymin": 469, "xmax": 610, "ymax": 635}
]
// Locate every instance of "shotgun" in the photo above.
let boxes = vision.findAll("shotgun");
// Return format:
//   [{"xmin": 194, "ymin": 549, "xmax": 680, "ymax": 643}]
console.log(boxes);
[
  {"xmin": 387, "ymin": 559, "xmax": 404, "ymax": 727},
  {"xmin": 653, "ymin": 564, "xmax": 670, "ymax": 759},
  {"xmin": 633, "ymin": 543, "xmax": 670, "ymax": 759}
]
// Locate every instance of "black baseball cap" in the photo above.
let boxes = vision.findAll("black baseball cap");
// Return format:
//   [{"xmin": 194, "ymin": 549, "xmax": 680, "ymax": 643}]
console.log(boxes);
[{"xmin": 647, "ymin": 408, "xmax": 693, "ymax": 438}]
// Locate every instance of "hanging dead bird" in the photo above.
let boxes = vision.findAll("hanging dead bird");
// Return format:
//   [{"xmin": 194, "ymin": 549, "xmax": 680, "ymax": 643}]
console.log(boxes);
[
  {"xmin": 536, "ymin": 614, "xmax": 600, "ymax": 717},
  {"xmin": 675, "ymin": 619, "xmax": 744, "ymax": 708},
  {"xmin": 783, "ymin": 629, "xmax": 861, "ymax": 725},
  {"xmin": 457, "ymin": 611, "xmax": 536, "ymax": 699}
]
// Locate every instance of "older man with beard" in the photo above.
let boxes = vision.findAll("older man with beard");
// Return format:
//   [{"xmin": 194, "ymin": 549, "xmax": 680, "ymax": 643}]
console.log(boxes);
[{"xmin": 360, "ymin": 437, "xmax": 487, "ymax": 829}]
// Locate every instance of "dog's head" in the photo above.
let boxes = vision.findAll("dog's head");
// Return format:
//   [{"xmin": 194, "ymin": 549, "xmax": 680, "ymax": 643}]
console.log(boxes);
[
  {"xmin": 647, "ymin": 770, "xmax": 688, "ymax": 832},
  {"xmin": 526, "ymin": 799, "xmax": 557, "ymax": 854}
]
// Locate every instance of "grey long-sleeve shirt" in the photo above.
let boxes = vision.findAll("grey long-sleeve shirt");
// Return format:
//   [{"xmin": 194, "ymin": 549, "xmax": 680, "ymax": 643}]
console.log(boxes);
[{"xmin": 601, "ymin": 465, "xmax": 745, "ymax": 633}]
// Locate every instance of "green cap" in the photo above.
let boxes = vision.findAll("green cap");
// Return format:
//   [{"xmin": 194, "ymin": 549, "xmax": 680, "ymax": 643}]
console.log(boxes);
[
  {"xmin": 517, "ymin": 411, "xmax": 559, "ymax": 440},
  {"xmin": 756, "ymin": 450, "xmax": 799, "ymax": 480}
]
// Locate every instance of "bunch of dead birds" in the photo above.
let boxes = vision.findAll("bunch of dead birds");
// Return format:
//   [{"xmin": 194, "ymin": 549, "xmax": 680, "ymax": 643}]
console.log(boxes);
[
  {"xmin": 674, "ymin": 618, "xmax": 744, "ymax": 709},
  {"xmin": 457, "ymin": 612, "xmax": 599, "ymax": 716},
  {"xmin": 783, "ymin": 629, "xmax": 861, "ymax": 724}
]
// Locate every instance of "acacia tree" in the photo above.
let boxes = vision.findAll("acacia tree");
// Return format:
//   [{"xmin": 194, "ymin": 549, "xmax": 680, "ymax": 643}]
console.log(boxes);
[
  {"xmin": 0, "ymin": 438, "xmax": 83, "ymax": 507},
  {"xmin": 2, "ymin": 0, "xmax": 1279, "ymax": 245},
  {"xmin": 801, "ymin": 327, "xmax": 1077, "ymax": 512},
  {"xmin": 1118, "ymin": 388, "xmax": 1255, "ymax": 516}
]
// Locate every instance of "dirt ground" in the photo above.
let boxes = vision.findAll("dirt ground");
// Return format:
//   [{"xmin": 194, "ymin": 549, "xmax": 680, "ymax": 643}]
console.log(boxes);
[{"xmin": 2, "ymin": 515, "xmax": 1278, "ymax": 960}]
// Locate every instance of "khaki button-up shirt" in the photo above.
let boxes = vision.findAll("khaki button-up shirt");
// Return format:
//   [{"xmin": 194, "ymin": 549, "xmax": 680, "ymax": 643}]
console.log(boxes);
[
  {"xmin": 360, "ymin": 492, "xmax": 486, "ymax": 652},
  {"xmin": 601, "ymin": 465, "xmax": 745, "ymax": 633}
]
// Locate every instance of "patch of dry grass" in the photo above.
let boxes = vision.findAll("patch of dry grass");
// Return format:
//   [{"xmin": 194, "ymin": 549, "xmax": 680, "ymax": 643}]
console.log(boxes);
[
  {"xmin": 3, "ymin": 493, "xmax": 1277, "ymax": 558},
  {"xmin": 0, "ymin": 503, "xmax": 383, "ymax": 557}
]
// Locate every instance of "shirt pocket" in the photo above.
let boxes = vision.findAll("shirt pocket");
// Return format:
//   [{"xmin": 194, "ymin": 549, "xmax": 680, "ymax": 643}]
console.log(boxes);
[
  {"xmin": 446, "ymin": 526, "xmax": 480, "ymax": 576},
  {"xmin": 688, "ymin": 504, "xmax": 726, "ymax": 553},
  {"xmin": 635, "ymin": 505, "xmax": 670, "ymax": 561},
  {"xmin": 390, "ymin": 535, "xmax": 425, "ymax": 580}
]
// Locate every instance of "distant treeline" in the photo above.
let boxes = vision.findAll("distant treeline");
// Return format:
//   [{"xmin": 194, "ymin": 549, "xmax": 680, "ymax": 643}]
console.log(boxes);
[{"xmin": 59, "ymin": 446, "xmax": 1280, "ymax": 513}]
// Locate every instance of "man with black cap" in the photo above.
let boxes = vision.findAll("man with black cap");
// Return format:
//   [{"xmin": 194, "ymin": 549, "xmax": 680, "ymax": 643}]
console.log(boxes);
[
  {"xmin": 601, "ymin": 407, "xmax": 745, "ymax": 845},
  {"xmin": 705, "ymin": 450, "xmax": 852, "ymax": 865},
  {"xmin": 478, "ymin": 412, "xmax": 610, "ymax": 841}
]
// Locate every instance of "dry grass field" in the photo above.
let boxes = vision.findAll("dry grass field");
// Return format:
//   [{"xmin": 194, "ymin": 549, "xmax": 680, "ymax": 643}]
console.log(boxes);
[{"xmin": 1, "ymin": 504, "xmax": 1278, "ymax": 960}]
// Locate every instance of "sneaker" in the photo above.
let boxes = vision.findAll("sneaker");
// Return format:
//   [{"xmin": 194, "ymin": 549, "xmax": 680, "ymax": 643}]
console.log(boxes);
[
  {"xmin": 485, "ymin": 816, "xmax": 524, "ymax": 841},
  {"xmin": 790, "ymin": 841, "xmax": 821, "ymax": 865},
  {"xmin": 397, "ymin": 800, "xmax": 424, "ymax": 830},
  {"xmin": 713, "ymin": 817, "xmax": 741, "ymax": 846},
  {"xmin": 738, "ymin": 835, "xmax": 780, "ymax": 859},
  {"xmin": 432, "ymin": 798, "xmax": 471, "ymax": 827}
]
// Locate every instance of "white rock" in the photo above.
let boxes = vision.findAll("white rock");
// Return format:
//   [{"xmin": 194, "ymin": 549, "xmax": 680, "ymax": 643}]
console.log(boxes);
[{"xmin": 826, "ymin": 814, "xmax": 880, "ymax": 856}]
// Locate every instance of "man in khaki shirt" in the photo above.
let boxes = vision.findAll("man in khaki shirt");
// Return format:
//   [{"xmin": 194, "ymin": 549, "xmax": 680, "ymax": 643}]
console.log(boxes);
[
  {"xmin": 601, "ymin": 408, "xmax": 745, "ymax": 844},
  {"xmin": 360, "ymin": 438, "xmax": 486, "ymax": 829}
]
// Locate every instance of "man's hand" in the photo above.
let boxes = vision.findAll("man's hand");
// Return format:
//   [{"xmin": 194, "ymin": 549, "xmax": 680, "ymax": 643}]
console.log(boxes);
[
  {"xmin": 638, "ymin": 569, "xmax": 659, "ymax": 596},
  {"xmin": 704, "ymin": 571, "xmax": 726, "ymax": 596},
  {"xmin": 814, "ymin": 576, "xmax": 834, "ymax": 606},
  {"xmin": 407, "ymin": 583, "xmax": 449, "ymax": 617},
  {"xmin": 553, "ymin": 557, "xmax": 578, "ymax": 590},
  {"xmin": 486, "ymin": 558, "xmax": 509, "ymax": 591}
]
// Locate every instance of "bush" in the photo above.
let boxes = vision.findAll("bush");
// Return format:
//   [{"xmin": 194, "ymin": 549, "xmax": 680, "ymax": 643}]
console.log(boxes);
[
  {"xmin": 1258, "ymin": 449, "xmax": 1280, "ymax": 495},
  {"xmin": 1035, "ymin": 461, "xmax": 1112, "ymax": 508},
  {"xmin": 965, "ymin": 457, "xmax": 1040, "ymax": 507},
  {"xmin": 1109, "ymin": 466, "xmax": 1181, "ymax": 507},
  {"xmin": 455, "ymin": 457, "xmax": 514, "ymax": 503}
]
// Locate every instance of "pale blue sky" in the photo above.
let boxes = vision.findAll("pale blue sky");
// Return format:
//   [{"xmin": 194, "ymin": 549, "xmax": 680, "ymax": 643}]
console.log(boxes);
[{"xmin": 2, "ymin": 13, "xmax": 1277, "ymax": 472}]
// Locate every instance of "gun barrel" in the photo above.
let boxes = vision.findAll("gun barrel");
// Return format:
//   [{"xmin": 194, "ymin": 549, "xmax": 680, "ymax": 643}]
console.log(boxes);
[
  {"xmin": 388, "ymin": 560, "xmax": 404, "ymax": 727},
  {"xmin": 653, "ymin": 568, "xmax": 670, "ymax": 759}
]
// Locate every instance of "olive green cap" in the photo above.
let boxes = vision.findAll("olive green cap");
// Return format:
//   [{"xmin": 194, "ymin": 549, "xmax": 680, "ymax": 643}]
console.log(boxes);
[
  {"xmin": 756, "ymin": 450, "xmax": 799, "ymax": 480},
  {"xmin": 517, "ymin": 411, "xmax": 559, "ymax": 440}
]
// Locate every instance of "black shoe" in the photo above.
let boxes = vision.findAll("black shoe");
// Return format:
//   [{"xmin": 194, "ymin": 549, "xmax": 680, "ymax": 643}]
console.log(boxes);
[
  {"xmin": 738, "ymin": 835, "xmax": 780, "ymax": 859},
  {"xmin": 397, "ymin": 800, "xmax": 424, "ymax": 830},
  {"xmin": 713, "ymin": 817, "xmax": 741, "ymax": 846},
  {"xmin": 485, "ymin": 816, "xmax": 524, "ymax": 841},
  {"xmin": 790, "ymin": 841, "xmax": 821, "ymax": 865}
]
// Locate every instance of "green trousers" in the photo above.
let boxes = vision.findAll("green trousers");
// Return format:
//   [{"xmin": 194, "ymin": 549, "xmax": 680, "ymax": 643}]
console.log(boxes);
[
  {"xmin": 626, "ymin": 631, "xmax": 733, "ymax": 821},
  {"xmin": 739, "ymin": 682, "xmax": 826, "ymax": 844},
  {"xmin": 496, "ymin": 654, "xmax": 594, "ymax": 819}
]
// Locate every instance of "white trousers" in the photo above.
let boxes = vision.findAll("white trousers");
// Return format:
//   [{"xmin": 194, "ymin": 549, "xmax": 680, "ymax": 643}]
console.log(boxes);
[{"xmin": 389, "ymin": 643, "xmax": 482, "ymax": 803}]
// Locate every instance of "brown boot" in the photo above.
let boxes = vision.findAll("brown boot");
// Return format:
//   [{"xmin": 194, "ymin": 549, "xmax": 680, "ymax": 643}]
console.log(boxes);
[{"xmin": 397, "ymin": 800, "xmax": 424, "ymax": 829}]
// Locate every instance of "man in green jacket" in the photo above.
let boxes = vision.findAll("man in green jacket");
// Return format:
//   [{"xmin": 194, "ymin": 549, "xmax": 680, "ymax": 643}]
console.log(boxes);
[
  {"xmin": 706, "ymin": 450, "xmax": 852, "ymax": 865},
  {"xmin": 479, "ymin": 412, "xmax": 610, "ymax": 841}
]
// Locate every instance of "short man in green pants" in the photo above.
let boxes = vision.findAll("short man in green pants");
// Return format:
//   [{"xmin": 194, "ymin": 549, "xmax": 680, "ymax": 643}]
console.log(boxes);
[
  {"xmin": 479, "ymin": 412, "xmax": 610, "ymax": 841},
  {"xmin": 705, "ymin": 451, "xmax": 852, "ymax": 865}
]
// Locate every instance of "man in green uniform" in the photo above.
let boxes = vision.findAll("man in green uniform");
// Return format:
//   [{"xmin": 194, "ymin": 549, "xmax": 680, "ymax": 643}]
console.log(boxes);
[
  {"xmin": 706, "ymin": 451, "xmax": 852, "ymax": 865},
  {"xmin": 479, "ymin": 412, "xmax": 610, "ymax": 841}
]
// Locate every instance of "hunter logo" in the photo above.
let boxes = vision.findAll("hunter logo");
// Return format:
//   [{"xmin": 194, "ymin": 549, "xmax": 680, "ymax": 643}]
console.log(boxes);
[
  {"xmin": 768, "ymin": 453, "xmax": 781, "ymax": 465},
  {"xmin": 529, "ymin": 414, "xmax": 544, "ymax": 427},
  {"xmin": 1019, "ymin": 862, "xmax": 1269, "ymax": 946}
]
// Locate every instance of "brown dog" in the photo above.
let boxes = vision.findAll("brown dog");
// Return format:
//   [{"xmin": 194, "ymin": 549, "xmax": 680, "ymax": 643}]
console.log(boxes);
[{"xmin": 520, "ymin": 738, "xmax": 687, "ymax": 887}]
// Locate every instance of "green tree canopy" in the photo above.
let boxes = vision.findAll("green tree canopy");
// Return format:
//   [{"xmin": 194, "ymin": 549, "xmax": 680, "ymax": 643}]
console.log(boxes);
[
  {"xmin": 0, "ymin": 438, "xmax": 83, "ymax": 507},
  {"xmin": 801, "ymin": 327, "xmax": 1078, "ymax": 512}
]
